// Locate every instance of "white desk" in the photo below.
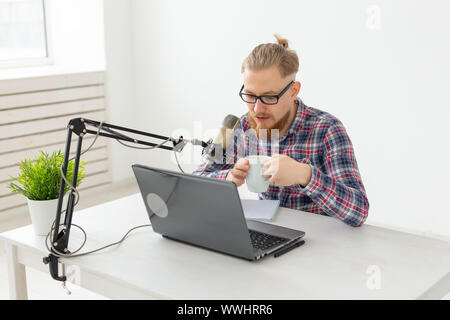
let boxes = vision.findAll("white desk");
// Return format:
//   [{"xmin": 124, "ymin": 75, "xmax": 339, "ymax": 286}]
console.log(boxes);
[{"xmin": 1, "ymin": 193, "xmax": 449, "ymax": 300}]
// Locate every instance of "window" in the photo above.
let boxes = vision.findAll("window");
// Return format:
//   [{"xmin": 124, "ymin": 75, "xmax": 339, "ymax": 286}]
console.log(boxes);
[{"xmin": 0, "ymin": 0, "xmax": 50, "ymax": 68}]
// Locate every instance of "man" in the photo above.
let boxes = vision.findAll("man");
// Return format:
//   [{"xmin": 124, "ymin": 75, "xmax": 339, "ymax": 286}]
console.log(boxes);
[{"xmin": 193, "ymin": 35, "xmax": 369, "ymax": 227}]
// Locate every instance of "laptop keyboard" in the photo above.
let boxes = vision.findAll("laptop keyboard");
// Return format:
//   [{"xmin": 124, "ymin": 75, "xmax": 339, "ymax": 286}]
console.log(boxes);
[{"xmin": 249, "ymin": 230, "xmax": 288, "ymax": 251}]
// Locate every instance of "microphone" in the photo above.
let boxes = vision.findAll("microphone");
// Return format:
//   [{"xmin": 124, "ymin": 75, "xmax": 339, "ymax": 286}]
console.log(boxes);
[{"xmin": 202, "ymin": 114, "xmax": 240, "ymax": 173}]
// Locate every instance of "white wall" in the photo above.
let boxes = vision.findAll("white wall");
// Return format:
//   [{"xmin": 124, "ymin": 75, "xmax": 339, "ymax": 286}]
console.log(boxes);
[
  {"xmin": 104, "ymin": 0, "xmax": 450, "ymax": 239},
  {"xmin": 103, "ymin": 0, "xmax": 138, "ymax": 182},
  {"xmin": 41, "ymin": 0, "xmax": 137, "ymax": 183},
  {"xmin": 43, "ymin": 0, "xmax": 137, "ymax": 183}
]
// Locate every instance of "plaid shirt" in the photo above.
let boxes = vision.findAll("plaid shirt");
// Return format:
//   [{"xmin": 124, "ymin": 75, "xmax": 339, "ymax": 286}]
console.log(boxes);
[{"xmin": 192, "ymin": 97, "xmax": 369, "ymax": 227}]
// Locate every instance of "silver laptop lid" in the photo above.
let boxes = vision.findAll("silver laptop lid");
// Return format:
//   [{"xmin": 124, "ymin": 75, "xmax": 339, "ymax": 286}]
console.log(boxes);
[{"xmin": 132, "ymin": 164, "xmax": 256, "ymax": 260}]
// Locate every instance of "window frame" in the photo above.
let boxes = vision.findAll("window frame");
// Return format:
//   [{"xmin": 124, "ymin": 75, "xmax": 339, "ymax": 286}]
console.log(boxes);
[{"xmin": 0, "ymin": 0, "xmax": 53, "ymax": 69}]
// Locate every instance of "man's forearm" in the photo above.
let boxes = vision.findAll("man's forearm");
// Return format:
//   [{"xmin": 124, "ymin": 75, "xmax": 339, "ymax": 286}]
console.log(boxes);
[{"xmin": 299, "ymin": 166, "xmax": 369, "ymax": 227}]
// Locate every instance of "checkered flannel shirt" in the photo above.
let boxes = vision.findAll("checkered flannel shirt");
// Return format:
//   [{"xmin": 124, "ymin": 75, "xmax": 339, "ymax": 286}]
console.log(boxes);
[{"xmin": 192, "ymin": 97, "xmax": 369, "ymax": 227}]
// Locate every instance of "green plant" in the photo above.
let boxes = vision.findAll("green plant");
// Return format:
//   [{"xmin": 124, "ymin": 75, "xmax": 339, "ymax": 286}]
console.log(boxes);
[{"xmin": 8, "ymin": 150, "xmax": 86, "ymax": 200}]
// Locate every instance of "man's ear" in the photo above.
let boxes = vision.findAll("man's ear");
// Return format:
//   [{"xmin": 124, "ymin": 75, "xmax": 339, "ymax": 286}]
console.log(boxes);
[{"xmin": 291, "ymin": 81, "xmax": 301, "ymax": 98}]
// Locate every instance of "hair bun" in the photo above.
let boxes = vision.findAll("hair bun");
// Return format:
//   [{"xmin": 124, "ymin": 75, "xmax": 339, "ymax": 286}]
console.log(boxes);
[{"xmin": 274, "ymin": 34, "xmax": 289, "ymax": 49}]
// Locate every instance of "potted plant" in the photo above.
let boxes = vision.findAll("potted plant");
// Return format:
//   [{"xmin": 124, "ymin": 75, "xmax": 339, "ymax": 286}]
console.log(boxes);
[{"xmin": 8, "ymin": 150, "xmax": 86, "ymax": 236}]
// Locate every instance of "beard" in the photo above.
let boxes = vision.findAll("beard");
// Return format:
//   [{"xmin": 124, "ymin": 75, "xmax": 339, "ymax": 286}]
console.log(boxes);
[{"xmin": 247, "ymin": 109, "xmax": 291, "ymax": 140}]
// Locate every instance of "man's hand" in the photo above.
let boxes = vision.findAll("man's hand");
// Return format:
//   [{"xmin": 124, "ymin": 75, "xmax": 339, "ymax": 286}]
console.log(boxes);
[
  {"xmin": 262, "ymin": 154, "xmax": 312, "ymax": 187},
  {"xmin": 226, "ymin": 158, "xmax": 250, "ymax": 187}
]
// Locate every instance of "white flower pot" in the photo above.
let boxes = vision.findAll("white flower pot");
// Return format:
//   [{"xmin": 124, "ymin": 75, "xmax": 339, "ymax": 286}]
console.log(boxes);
[{"xmin": 26, "ymin": 196, "xmax": 67, "ymax": 236}]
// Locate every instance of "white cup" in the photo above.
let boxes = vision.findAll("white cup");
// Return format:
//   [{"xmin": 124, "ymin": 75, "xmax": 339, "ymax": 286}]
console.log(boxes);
[{"xmin": 245, "ymin": 155, "xmax": 271, "ymax": 193}]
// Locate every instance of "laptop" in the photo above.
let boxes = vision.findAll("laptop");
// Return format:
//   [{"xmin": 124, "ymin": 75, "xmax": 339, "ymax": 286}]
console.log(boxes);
[{"xmin": 132, "ymin": 164, "xmax": 305, "ymax": 261}]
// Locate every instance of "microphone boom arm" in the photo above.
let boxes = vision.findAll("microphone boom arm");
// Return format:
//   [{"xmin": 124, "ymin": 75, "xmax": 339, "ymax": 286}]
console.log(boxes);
[{"xmin": 42, "ymin": 117, "xmax": 203, "ymax": 282}]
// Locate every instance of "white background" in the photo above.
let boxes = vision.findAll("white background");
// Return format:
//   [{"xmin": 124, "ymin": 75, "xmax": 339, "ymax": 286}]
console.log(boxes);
[
  {"xmin": 103, "ymin": 0, "xmax": 450, "ymax": 239},
  {"xmin": 7, "ymin": 0, "xmax": 447, "ymax": 239}
]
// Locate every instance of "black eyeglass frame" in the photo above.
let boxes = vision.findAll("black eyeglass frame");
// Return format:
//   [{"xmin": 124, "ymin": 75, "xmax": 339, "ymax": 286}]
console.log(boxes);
[{"xmin": 239, "ymin": 80, "xmax": 294, "ymax": 105}]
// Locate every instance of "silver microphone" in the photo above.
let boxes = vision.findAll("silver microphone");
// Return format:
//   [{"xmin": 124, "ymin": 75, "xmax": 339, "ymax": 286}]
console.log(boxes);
[{"xmin": 202, "ymin": 114, "xmax": 240, "ymax": 173}]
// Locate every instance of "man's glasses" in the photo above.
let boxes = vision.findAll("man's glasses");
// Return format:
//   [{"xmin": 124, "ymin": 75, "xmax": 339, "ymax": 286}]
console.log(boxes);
[{"xmin": 239, "ymin": 81, "xmax": 294, "ymax": 105}]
